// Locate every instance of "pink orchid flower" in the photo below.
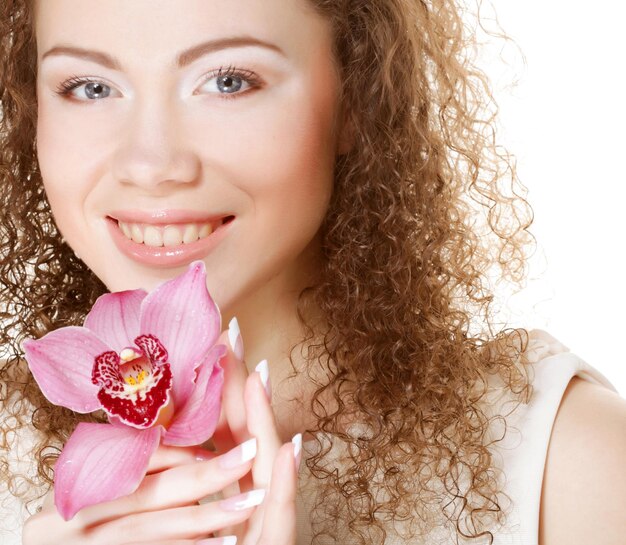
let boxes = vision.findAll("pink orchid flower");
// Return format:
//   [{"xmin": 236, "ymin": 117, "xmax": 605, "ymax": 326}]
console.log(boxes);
[{"xmin": 22, "ymin": 260, "xmax": 226, "ymax": 521}]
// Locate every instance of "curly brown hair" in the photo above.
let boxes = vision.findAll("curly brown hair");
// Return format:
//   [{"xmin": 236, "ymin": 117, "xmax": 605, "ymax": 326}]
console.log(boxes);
[{"xmin": 1, "ymin": 0, "xmax": 537, "ymax": 543}]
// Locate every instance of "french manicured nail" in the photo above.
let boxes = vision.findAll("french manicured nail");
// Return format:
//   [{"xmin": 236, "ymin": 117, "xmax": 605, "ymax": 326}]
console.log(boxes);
[
  {"xmin": 255, "ymin": 359, "xmax": 271, "ymax": 400},
  {"xmin": 195, "ymin": 536, "xmax": 237, "ymax": 545},
  {"xmin": 219, "ymin": 488, "xmax": 266, "ymax": 511},
  {"xmin": 292, "ymin": 433, "xmax": 302, "ymax": 471},
  {"xmin": 228, "ymin": 317, "xmax": 244, "ymax": 360},
  {"xmin": 218, "ymin": 438, "xmax": 257, "ymax": 469}
]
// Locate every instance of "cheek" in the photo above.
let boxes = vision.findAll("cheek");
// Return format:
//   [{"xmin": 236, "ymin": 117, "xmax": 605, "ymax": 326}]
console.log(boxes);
[
  {"xmin": 36, "ymin": 101, "xmax": 93, "ymax": 245},
  {"xmin": 231, "ymin": 82, "xmax": 338, "ymax": 230},
  {"xmin": 37, "ymin": 123, "xmax": 71, "ymax": 214}
]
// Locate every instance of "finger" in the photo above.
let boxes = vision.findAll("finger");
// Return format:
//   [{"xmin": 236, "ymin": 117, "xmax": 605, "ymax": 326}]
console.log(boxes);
[
  {"xmin": 74, "ymin": 439, "xmax": 257, "ymax": 528},
  {"xmin": 245, "ymin": 364, "xmax": 282, "ymax": 490},
  {"xmin": 236, "ymin": 365, "xmax": 283, "ymax": 544},
  {"xmin": 212, "ymin": 319, "xmax": 253, "ymax": 539},
  {"xmin": 212, "ymin": 321, "xmax": 249, "ymax": 453},
  {"xmin": 89, "ymin": 489, "xmax": 265, "ymax": 545},
  {"xmin": 146, "ymin": 443, "xmax": 216, "ymax": 474},
  {"xmin": 257, "ymin": 441, "xmax": 299, "ymax": 545}
]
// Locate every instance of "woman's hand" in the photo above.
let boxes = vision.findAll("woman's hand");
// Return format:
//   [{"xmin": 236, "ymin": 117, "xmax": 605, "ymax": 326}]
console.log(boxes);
[
  {"xmin": 23, "ymin": 318, "xmax": 300, "ymax": 545},
  {"xmin": 22, "ymin": 438, "xmax": 261, "ymax": 544},
  {"xmin": 211, "ymin": 322, "xmax": 301, "ymax": 545}
]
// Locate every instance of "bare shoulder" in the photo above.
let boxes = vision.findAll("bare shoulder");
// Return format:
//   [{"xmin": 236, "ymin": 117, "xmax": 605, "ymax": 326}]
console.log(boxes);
[{"xmin": 538, "ymin": 376, "xmax": 626, "ymax": 544}]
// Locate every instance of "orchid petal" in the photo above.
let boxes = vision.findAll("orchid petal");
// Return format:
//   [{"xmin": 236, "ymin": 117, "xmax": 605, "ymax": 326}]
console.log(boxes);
[
  {"xmin": 84, "ymin": 289, "xmax": 147, "ymax": 354},
  {"xmin": 54, "ymin": 422, "xmax": 160, "ymax": 521},
  {"xmin": 139, "ymin": 261, "xmax": 221, "ymax": 407},
  {"xmin": 162, "ymin": 344, "xmax": 226, "ymax": 446},
  {"xmin": 22, "ymin": 327, "xmax": 108, "ymax": 413},
  {"xmin": 134, "ymin": 334, "xmax": 168, "ymax": 365}
]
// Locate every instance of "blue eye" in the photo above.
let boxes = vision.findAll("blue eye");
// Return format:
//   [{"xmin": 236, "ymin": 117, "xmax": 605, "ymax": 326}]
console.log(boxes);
[
  {"xmin": 55, "ymin": 65, "xmax": 262, "ymax": 102},
  {"xmin": 82, "ymin": 81, "xmax": 111, "ymax": 99},
  {"xmin": 55, "ymin": 77, "xmax": 117, "ymax": 101},
  {"xmin": 196, "ymin": 65, "xmax": 262, "ymax": 99}
]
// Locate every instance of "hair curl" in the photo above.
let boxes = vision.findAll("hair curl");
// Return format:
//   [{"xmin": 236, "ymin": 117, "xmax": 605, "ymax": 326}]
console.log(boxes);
[{"xmin": 1, "ymin": 0, "xmax": 537, "ymax": 543}]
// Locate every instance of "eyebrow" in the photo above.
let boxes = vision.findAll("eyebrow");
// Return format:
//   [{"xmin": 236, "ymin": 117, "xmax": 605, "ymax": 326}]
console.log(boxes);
[{"xmin": 40, "ymin": 36, "xmax": 286, "ymax": 69}]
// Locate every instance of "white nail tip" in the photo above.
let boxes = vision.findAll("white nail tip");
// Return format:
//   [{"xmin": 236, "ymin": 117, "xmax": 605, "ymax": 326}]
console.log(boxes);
[
  {"xmin": 255, "ymin": 359, "xmax": 269, "ymax": 389},
  {"xmin": 292, "ymin": 433, "xmax": 302, "ymax": 459},
  {"xmin": 236, "ymin": 489, "xmax": 266, "ymax": 509},
  {"xmin": 227, "ymin": 317, "xmax": 244, "ymax": 359},
  {"xmin": 240, "ymin": 437, "xmax": 257, "ymax": 463},
  {"xmin": 227, "ymin": 317, "xmax": 240, "ymax": 350},
  {"xmin": 222, "ymin": 538, "xmax": 238, "ymax": 545}
]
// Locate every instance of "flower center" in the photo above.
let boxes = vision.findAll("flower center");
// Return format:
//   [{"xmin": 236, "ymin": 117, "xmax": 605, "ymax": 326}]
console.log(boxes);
[
  {"xmin": 119, "ymin": 347, "xmax": 152, "ymax": 388},
  {"xmin": 91, "ymin": 334, "xmax": 173, "ymax": 430}
]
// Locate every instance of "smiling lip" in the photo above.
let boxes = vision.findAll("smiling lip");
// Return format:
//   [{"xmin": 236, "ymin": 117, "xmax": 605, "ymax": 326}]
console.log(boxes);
[
  {"xmin": 106, "ymin": 215, "xmax": 234, "ymax": 268},
  {"xmin": 108, "ymin": 209, "xmax": 226, "ymax": 226}
]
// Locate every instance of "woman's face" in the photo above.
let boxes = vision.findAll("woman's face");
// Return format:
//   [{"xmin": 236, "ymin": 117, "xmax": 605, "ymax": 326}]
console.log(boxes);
[{"xmin": 35, "ymin": 0, "xmax": 346, "ymax": 315}]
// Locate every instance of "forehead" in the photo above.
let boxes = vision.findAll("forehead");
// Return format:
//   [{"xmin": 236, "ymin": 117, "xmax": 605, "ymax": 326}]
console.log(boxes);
[{"xmin": 34, "ymin": 0, "xmax": 332, "ymax": 68}]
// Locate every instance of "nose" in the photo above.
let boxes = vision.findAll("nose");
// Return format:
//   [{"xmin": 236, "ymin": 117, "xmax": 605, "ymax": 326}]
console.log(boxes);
[{"xmin": 112, "ymin": 98, "xmax": 201, "ymax": 192}]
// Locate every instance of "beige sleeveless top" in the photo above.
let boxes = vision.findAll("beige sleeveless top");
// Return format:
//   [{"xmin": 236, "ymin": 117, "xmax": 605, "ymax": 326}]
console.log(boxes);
[
  {"xmin": 293, "ymin": 329, "xmax": 620, "ymax": 544},
  {"xmin": 1, "ymin": 329, "xmax": 620, "ymax": 544}
]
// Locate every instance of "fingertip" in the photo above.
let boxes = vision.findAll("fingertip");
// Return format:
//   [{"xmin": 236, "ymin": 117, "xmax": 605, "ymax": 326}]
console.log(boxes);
[
  {"xmin": 227, "ymin": 316, "xmax": 244, "ymax": 360},
  {"xmin": 228, "ymin": 316, "xmax": 240, "ymax": 342},
  {"xmin": 268, "ymin": 441, "xmax": 299, "ymax": 502},
  {"xmin": 243, "ymin": 368, "xmax": 273, "ymax": 421},
  {"xmin": 291, "ymin": 433, "xmax": 302, "ymax": 472},
  {"xmin": 254, "ymin": 359, "xmax": 268, "ymax": 381},
  {"xmin": 259, "ymin": 442, "xmax": 298, "ymax": 543},
  {"xmin": 254, "ymin": 359, "xmax": 271, "ymax": 401}
]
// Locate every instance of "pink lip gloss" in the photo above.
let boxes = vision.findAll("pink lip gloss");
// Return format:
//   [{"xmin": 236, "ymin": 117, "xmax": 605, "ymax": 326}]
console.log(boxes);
[{"xmin": 105, "ymin": 216, "xmax": 233, "ymax": 268}]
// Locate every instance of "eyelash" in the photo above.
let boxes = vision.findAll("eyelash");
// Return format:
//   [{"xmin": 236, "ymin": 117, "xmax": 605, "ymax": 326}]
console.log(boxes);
[{"xmin": 54, "ymin": 64, "xmax": 262, "ymax": 101}]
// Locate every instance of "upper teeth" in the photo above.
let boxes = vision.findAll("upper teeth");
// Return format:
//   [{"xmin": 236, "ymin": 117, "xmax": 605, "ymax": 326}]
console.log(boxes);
[{"xmin": 117, "ymin": 220, "xmax": 214, "ymax": 247}]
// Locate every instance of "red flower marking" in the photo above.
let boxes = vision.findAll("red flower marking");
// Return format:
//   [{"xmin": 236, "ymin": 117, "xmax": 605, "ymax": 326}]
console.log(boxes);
[{"xmin": 91, "ymin": 334, "xmax": 173, "ymax": 429}]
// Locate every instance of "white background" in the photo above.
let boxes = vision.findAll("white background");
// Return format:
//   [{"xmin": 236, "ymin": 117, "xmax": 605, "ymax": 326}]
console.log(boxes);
[{"xmin": 474, "ymin": 1, "xmax": 626, "ymax": 394}]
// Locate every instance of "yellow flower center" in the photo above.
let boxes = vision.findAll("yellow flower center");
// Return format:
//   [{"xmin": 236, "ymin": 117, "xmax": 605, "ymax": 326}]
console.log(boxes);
[{"xmin": 118, "ymin": 347, "xmax": 152, "ymax": 392}]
